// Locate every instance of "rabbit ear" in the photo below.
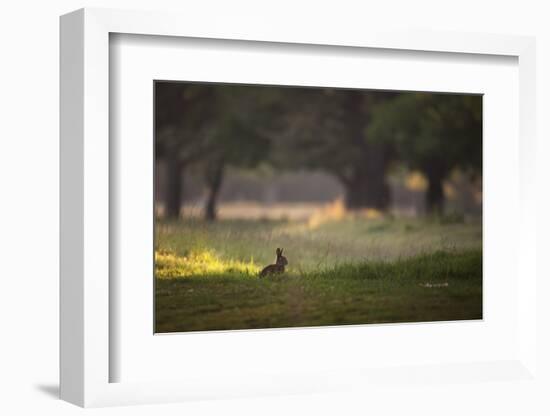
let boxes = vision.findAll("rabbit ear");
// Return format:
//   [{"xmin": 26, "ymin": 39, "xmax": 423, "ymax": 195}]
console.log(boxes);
[
  {"xmin": 280, "ymin": 248, "xmax": 284, "ymax": 255},
  {"xmin": 276, "ymin": 248, "xmax": 281, "ymax": 255}
]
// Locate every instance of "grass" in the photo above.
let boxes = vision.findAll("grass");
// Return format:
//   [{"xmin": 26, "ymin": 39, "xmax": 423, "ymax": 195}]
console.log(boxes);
[{"xmin": 155, "ymin": 217, "xmax": 482, "ymax": 333}]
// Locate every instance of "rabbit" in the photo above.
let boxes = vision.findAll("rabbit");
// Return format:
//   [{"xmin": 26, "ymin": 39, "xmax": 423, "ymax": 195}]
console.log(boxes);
[{"xmin": 259, "ymin": 248, "xmax": 288, "ymax": 278}]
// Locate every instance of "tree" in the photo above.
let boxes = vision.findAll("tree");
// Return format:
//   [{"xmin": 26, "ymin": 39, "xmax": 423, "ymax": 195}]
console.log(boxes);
[
  {"xmin": 155, "ymin": 82, "xmax": 218, "ymax": 218},
  {"xmin": 185, "ymin": 84, "xmax": 273, "ymax": 221},
  {"xmin": 271, "ymin": 88, "xmax": 396, "ymax": 210},
  {"xmin": 156, "ymin": 82, "xmax": 278, "ymax": 221},
  {"xmin": 368, "ymin": 93, "xmax": 482, "ymax": 214}
]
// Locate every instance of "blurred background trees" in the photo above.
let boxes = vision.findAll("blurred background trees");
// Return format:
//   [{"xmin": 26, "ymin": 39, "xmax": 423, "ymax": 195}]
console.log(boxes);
[
  {"xmin": 270, "ymin": 88, "xmax": 397, "ymax": 210},
  {"xmin": 155, "ymin": 81, "xmax": 482, "ymax": 221},
  {"xmin": 368, "ymin": 93, "xmax": 482, "ymax": 214}
]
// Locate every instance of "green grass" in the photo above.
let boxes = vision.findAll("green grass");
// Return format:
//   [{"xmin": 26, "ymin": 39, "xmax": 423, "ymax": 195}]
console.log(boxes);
[{"xmin": 155, "ymin": 217, "xmax": 482, "ymax": 333}]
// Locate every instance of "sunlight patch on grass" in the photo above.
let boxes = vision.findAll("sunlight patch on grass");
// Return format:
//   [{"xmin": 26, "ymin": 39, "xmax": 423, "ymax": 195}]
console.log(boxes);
[{"xmin": 155, "ymin": 249, "xmax": 260, "ymax": 279}]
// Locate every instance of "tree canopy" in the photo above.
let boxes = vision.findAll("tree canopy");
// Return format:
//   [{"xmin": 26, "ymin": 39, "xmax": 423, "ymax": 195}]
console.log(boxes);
[
  {"xmin": 368, "ymin": 92, "xmax": 482, "ymax": 212},
  {"xmin": 155, "ymin": 82, "xmax": 482, "ymax": 219}
]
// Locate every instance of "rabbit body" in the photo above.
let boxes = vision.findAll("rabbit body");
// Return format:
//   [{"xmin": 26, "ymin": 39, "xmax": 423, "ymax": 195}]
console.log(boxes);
[{"xmin": 259, "ymin": 248, "xmax": 288, "ymax": 278}]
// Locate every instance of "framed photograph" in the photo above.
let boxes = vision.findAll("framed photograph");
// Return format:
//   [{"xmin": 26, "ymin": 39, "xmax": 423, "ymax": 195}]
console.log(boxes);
[
  {"xmin": 60, "ymin": 8, "xmax": 538, "ymax": 408},
  {"xmin": 152, "ymin": 80, "xmax": 483, "ymax": 334}
]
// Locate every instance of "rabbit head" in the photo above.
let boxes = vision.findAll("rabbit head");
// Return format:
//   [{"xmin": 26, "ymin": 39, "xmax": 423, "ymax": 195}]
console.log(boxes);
[{"xmin": 276, "ymin": 248, "xmax": 288, "ymax": 267}]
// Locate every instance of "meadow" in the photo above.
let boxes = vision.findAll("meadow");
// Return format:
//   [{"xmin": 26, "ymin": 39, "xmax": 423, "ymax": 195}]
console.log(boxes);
[{"xmin": 155, "ymin": 212, "xmax": 482, "ymax": 333}]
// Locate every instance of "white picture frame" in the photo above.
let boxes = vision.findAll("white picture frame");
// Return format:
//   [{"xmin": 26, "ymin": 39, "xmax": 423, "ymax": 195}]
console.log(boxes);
[{"xmin": 60, "ymin": 7, "xmax": 538, "ymax": 408}]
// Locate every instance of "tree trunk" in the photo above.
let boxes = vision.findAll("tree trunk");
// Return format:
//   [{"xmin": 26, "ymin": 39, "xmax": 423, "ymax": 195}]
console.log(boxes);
[
  {"xmin": 343, "ymin": 148, "xmax": 391, "ymax": 211},
  {"xmin": 342, "ymin": 91, "xmax": 391, "ymax": 211},
  {"xmin": 164, "ymin": 155, "xmax": 184, "ymax": 219},
  {"xmin": 204, "ymin": 160, "xmax": 225, "ymax": 221},
  {"xmin": 363, "ymin": 142, "xmax": 391, "ymax": 209},
  {"xmin": 425, "ymin": 167, "xmax": 445, "ymax": 215}
]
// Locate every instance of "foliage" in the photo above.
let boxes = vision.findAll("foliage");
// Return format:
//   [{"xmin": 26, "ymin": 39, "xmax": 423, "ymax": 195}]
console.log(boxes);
[
  {"xmin": 368, "ymin": 93, "xmax": 482, "ymax": 212},
  {"xmin": 369, "ymin": 93, "xmax": 482, "ymax": 170},
  {"xmin": 155, "ymin": 82, "xmax": 276, "ymax": 219},
  {"xmin": 155, "ymin": 82, "xmax": 483, "ymax": 217},
  {"xmin": 270, "ymin": 88, "xmax": 397, "ymax": 209}
]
